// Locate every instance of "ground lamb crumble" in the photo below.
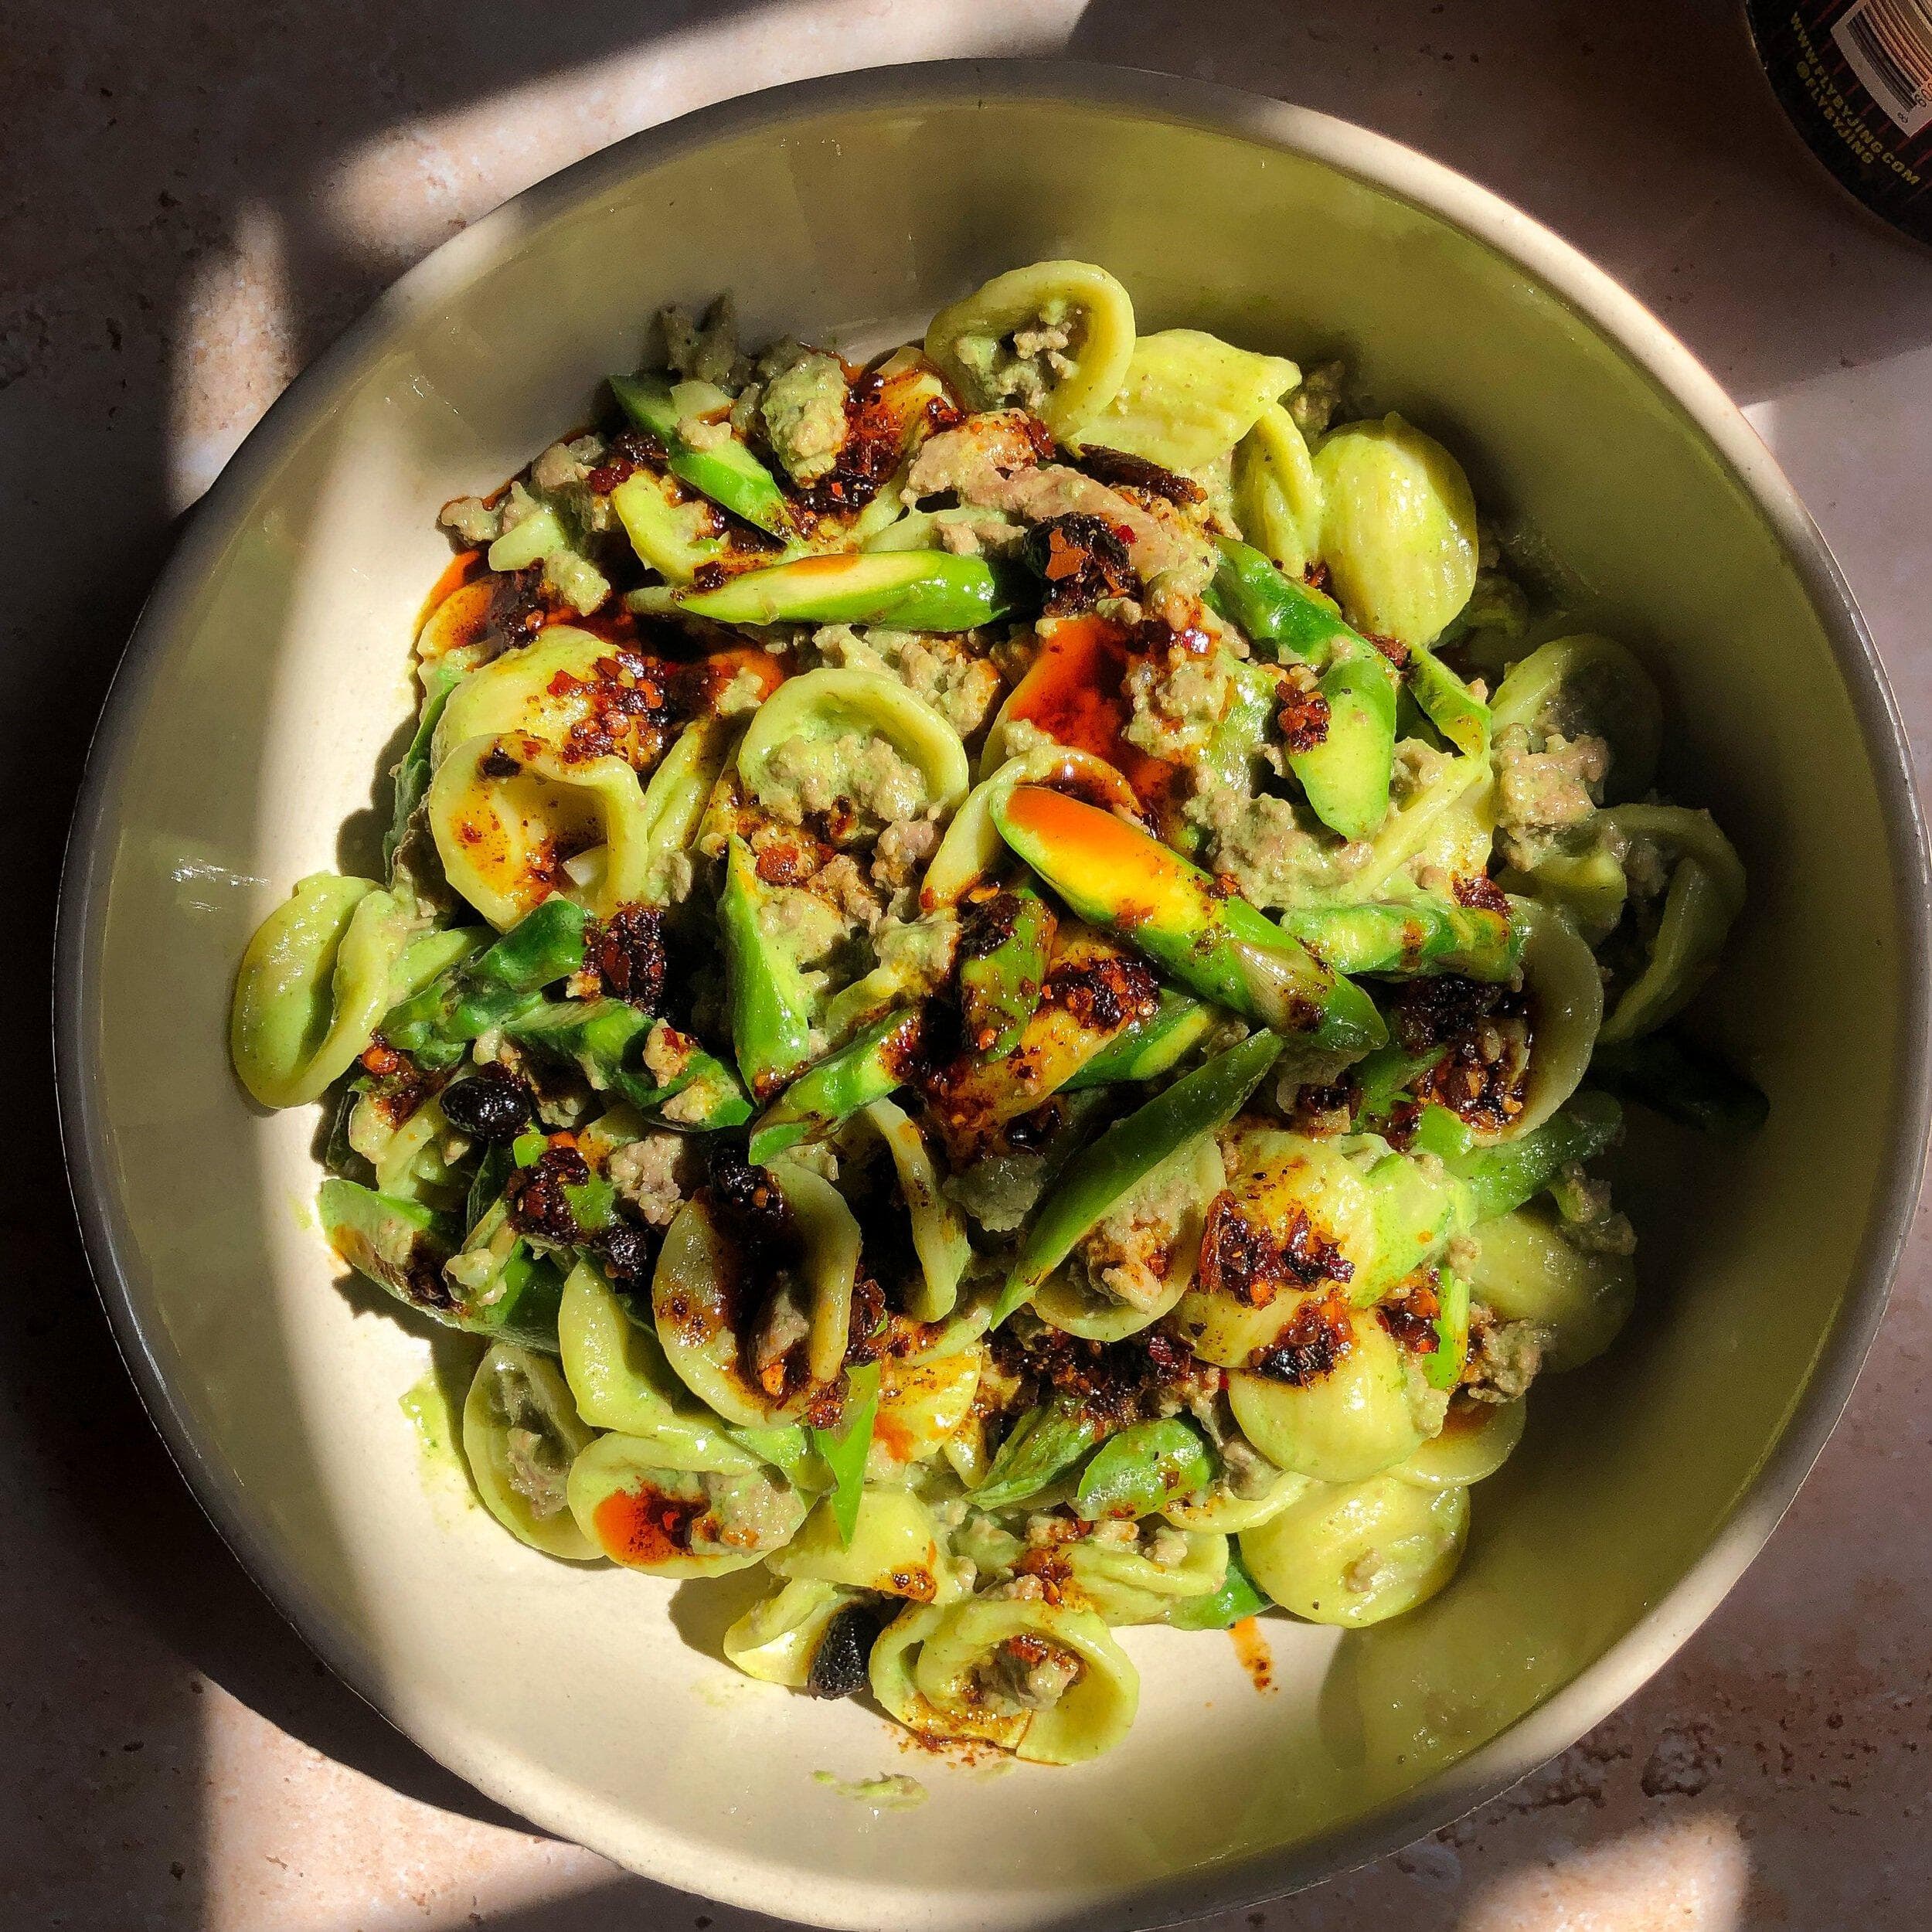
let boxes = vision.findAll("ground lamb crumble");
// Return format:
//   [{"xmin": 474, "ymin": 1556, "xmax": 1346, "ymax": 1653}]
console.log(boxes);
[
  {"xmin": 1124, "ymin": 648, "xmax": 1240, "ymax": 764},
  {"xmin": 811, "ymin": 622, "xmax": 1005, "ymax": 740},
  {"xmin": 906, "ymin": 415, "xmax": 1216, "ymax": 627},
  {"xmin": 872, "ymin": 817, "xmax": 938, "ymax": 897},
  {"xmin": 1462, "ymin": 1312, "xmax": 1551, "ymax": 1403},
  {"xmin": 1495, "ymin": 723, "xmax": 1610, "ymax": 866},
  {"xmin": 760, "ymin": 730, "xmax": 930, "ymax": 831},
  {"xmin": 1184, "ymin": 781, "xmax": 1359, "ymax": 910},
  {"xmin": 607, "ymin": 1131, "xmax": 700, "ymax": 1228}
]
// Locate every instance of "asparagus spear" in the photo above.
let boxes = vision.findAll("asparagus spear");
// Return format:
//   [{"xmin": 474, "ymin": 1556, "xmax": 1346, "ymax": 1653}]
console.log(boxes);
[
  {"xmin": 611, "ymin": 370, "xmax": 793, "ymax": 536},
  {"xmin": 997, "ymin": 1030, "xmax": 1285, "ymax": 1323},
  {"xmin": 1445, "ymin": 1091, "xmax": 1623, "ymax": 1223},
  {"xmin": 1274, "ymin": 893, "xmax": 1522, "ymax": 981},
  {"xmin": 678, "ymin": 550, "xmax": 1017, "ymax": 631},
  {"xmin": 1590, "ymin": 1032, "xmax": 1768, "ymax": 1139},
  {"xmin": 719, "ymin": 835, "xmax": 815, "ymax": 1100},
  {"xmin": 747, "ymin": 1008, "xmax": 927, "ymax": 1162},
  {"xmin": 1063, "ymin": 991, "xmax": 1216, "ymax": 1090},
  {"xmin": 958, "ymin": 883, "xmax": 1056, "ymax": 1057},
  {"xmin": 991, "ymin": 785, "xmax": 1385, "ymax": 1052},
  {"xmin": 381, "ymin": 897, "xmax": 590, "ymax": 1070}
]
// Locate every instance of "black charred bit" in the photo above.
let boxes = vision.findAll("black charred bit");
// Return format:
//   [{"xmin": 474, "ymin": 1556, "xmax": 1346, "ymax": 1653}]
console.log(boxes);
[
  {"xmin": 805, "ymin": 1604, "xmax": 879, "ymax": 1699},
  {"xmin": 706, "ymin": 1148, "xmax": 804, "ymax": 1267},
  {"xmin": 437, "ymin": 1066, "xmax": 534, "ymax": 1143},
  {"xmin": 1073, "ymin": 444, "xmax": 1206, "ymax": 506},
  {"xmin": 958, "ymin": 889, "xmax": 1022, "ymax": 961},
  {"xmin": 598, "ymin": 1220, "xmax": 658, "ymax": 1284},
  {"xmin": 593, "ymin": 904, "xmax": 668, "ymax": 1011},
  {"xmin": 1020, "ymin": 513, "xmax": 1134, "ymax": 615},
  {"xmin": 1248, "ymin": 1291, "xmax": 1354, "ymax": 1386},
  {"xmin": 505, "ymin": 1145, "xmax": 591, "ymax": 1243}
]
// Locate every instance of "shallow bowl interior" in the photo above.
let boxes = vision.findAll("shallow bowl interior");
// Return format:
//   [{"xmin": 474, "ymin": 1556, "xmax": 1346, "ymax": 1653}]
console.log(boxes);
[{"xmin": 60, "ymin": 61, "xmax": 1927, "ymax": 1932}]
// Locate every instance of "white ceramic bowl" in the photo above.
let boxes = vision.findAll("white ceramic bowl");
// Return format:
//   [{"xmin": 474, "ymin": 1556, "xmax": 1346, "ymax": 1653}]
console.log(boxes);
[{"xmin": 57, "ymin": 60, "xmax": 1931, "ymax": 1932}]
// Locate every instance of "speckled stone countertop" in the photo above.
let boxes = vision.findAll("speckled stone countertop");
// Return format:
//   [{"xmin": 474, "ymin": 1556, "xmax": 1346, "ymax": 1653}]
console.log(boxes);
[{"xmin": 8, "ymin": 3, "xmax": 1932, "ymax": 1928}]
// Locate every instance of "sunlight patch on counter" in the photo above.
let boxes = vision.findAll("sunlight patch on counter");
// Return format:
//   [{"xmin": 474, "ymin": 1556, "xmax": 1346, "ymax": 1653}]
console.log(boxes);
[{"xmin": 1454, "ymin": 1811, "xmax": 1750, "ymax": 1932}]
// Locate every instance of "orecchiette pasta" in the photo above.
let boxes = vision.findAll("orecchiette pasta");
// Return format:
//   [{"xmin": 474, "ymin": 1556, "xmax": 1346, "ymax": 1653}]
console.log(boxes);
[
  {"xmin": 230, "ymin": 875, "xmax": 417, "ymax": 1107},
  {"xmin": 566, "ymin": 1430, "xmax": 805, "ymax": 1577},
  {"xmin": 871, "ymin": 1597, "xmax": 1140, "ymax": 1764},
  {"xmin": 1240, "ymin": 1475, "xmax": 1468, "ymax": 1626},
  {"xmin": 1057, "ymin": 1526, "xmax": 1229, "ymax": 1624},
  {"xmin": 434, "ymin": 626, "xmax": 655, "ymax": 766},
  {"xmin": 1314, "ymin": 415, "xmax": 1478, "ymax": 646},
  {"xmin": 860, "ymin": 1098, "xmax": 970, "ymax": 1321},
  {"xmin": 865, "ymin": 1348, "xmax": 982, "ymax": 1480},
  {"xmin": 1386, "ymin": 1396, "xmax": 1527, "ymax": 1489},
  {"xmin": 1492, "ymin": 634, "xmax": 1663, "ymax": 805},
  {"xmin": 734, "ymin": 666, "xmax": 971, "ymax": 825},
  {"xmin": 1172, "ymin": 1132, "xmax": 1378, "ymax": 1365},
  {"xmin": 1227, "ymin": 1307, "xmax": 1434, "ymax": 1483},
  {"xmin": 1031, "ymin": 1137, "xmax": 1224, "ymax": 1341},
  {"xmin": 769, "ymin": 1485, "xmax": 968, "ymax": 1603},
  {"xmin": 651, "ymin": 1161, "xmax": 859, "ymax": 1427},
  {"xmin": 429, "ymin": 732, "xmax": 655, "ymax": 929},
  {"xmin": 462, "ymin": 1343, "xmax": 600, "ymax": 1560},
  {"xmin": 557, "ymin": 1258, "xmax": 693, "ymax": 1435},
  {"xmin": 923, "ymin": 260, "xmax": 1137, "ymax": 438},
  {"xmin": 233, "ymin": 260, "xmax": 1756, "ymax": 1767},
  {"xmin": 1464, "ymin": 1205, "xmax": 1638, "ymax": 1373},
  {"xmin": 723, "ymin": 1577, "xmax": 871, "ymax": 1687},
  {"xmin": 1233, "ymin": 401, "xmax": 1324, "ymax": 580},
  {"xmin": 1086, "ymin": 328, "xmax": 1298, "ymax": 473},
  {"xmin": 1596, "ymin": 806, "xmax": 1747, "ymax": 1043},
  {"xmin": 1505, "ymin": 899, "xmax": 1605, "ymax": 1136}
]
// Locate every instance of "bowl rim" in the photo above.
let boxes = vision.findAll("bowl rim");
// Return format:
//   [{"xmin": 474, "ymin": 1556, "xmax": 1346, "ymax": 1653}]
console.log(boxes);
[{"xmin": 53, "ymin": 55, "xmax": 1932, "ymax": 1932}]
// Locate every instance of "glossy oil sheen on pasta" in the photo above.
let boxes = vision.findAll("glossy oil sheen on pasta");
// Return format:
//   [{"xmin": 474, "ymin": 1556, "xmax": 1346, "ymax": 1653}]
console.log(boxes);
[{"xmin": 226, "ymin": 260, "xmax": 1759, "ymax": 1766}]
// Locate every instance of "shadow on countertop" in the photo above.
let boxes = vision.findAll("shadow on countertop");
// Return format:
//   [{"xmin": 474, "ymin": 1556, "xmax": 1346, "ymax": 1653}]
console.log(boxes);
[
  {"xmin": 8, "ymin": 5, "xmax": 792, "ymax": 1928},
  {"xmin": 6, "ymin": 1, "xmax": 1932, "ymax": 1929}
]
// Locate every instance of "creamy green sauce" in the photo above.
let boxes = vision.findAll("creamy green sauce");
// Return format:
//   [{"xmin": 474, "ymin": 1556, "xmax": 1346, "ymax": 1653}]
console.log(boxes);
[
  {"xmin": 811, "ymin": 1770, "xmax": 929, "ymax": 1811},
  {"xmin": 761, "ymin": 350, "xmax": 849, "ymax": 484},
  {"xmin": 400, "ymin": 1367, "xmax": 471, "ymax": 1495},
  {"xmin": 759, "ymin": 730, "xmax": 930, "ymax": 829},
  {"xmin": 951, "ymin": 298, "xmax": 1073, "ymax": 413}
]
